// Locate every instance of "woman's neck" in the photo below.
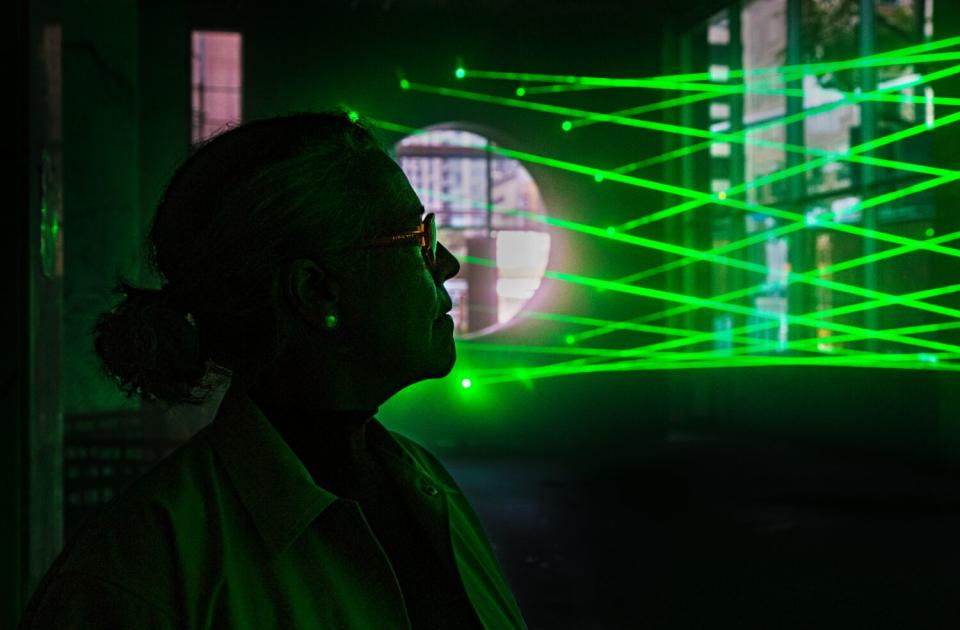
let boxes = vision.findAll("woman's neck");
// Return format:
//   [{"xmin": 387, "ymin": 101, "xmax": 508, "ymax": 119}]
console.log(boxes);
[{"xmin": 250, "ymin": 394, "xmax": 383, "ymax": 495}]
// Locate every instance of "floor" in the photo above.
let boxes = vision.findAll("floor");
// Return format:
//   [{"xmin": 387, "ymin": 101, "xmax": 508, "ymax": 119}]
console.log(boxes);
[{"xmin": 446, "ymin": 431, "xmax": 960, "ymax": 629}]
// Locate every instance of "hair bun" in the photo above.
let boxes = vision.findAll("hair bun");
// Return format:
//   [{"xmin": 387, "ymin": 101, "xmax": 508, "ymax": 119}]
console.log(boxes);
[{"xmin": 93, "ymin": 280, "xmax": 209, "ymax": 403}]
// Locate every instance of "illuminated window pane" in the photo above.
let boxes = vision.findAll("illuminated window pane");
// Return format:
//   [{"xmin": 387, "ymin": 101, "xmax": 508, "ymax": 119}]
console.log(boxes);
[{"xmin": 191, "ymin": 31, "xmax": 242, "ymax": 144}]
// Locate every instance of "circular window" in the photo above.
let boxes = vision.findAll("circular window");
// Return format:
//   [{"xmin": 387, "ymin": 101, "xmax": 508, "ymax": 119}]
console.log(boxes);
[{"xmin": 396, "ymin": 126, "xmax": 551, "ymax": 338}]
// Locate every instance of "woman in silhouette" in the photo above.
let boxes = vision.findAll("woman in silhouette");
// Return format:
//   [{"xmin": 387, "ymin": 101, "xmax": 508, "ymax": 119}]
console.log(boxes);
[{"xmin": 20, "ymin": 111, "xmax": 527, "ymax": 629}]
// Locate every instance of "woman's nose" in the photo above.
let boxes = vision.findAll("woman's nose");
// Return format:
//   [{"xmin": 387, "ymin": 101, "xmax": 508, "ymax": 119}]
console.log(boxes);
[{"xmin": 434, "ymin": 242, "xmax": 460, "ymax": 282}]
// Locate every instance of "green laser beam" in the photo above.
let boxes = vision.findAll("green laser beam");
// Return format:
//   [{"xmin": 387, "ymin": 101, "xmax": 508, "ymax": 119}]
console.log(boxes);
[
  {"xmin": 407, "ymin": 64, "xmax": 960, "ymax": 187},
  {"xmin": 553, "ymin": 283, "xmax": 960, "ymax": 380},
  {"xmin": 585, "ymin": 228, "xmax": 960, "ymax": 346},
  {"xmin": 455, "ymin": 35, "xmax": 960, "ymax": 87},
  {"xmin": 410, "ymin": 178, "xmax": 960, "ymax": 332},
  {"xmin": 409, "ymin": 183, "xmax": 960, "ymax": 354},
  {"xmin": 461, "ymin": 254, "xmax": 960, "ymax": 355},
  {"xmin": 373, "ymin": 111, "xmax": 960, "ymax": 258},
  {"xmin": 467, "ymin": 353, "xmax": 960, "ymax": 387}
]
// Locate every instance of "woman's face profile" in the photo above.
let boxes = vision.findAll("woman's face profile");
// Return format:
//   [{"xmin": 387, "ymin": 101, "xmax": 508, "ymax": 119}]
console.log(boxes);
[{"xmin": 332, "ymin": 151, "xmax": 461, "ymax": 391}]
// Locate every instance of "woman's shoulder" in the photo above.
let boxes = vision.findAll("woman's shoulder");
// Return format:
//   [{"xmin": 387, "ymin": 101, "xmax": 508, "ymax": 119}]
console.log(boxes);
[{"xmin": 45, "ymin": 425, "xmax": 223, "ymax": 598}]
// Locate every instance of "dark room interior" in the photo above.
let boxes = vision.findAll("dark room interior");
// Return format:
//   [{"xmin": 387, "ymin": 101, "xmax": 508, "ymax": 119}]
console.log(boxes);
[{"xmin": 10, "ymin": 0, "xmax": 960, "ymax": 627}]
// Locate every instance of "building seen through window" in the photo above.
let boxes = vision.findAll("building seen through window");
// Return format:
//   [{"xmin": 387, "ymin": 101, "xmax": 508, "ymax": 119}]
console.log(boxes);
[{"xmin": 395, "ymin": 127, "xmax": 551, "ymax": 337}]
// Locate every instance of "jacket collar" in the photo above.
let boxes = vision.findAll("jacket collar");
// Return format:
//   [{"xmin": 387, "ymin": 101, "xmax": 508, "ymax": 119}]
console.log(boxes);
[{"xmin": 205, "ymin": 382, "xmax": 452, "ymax": 556}]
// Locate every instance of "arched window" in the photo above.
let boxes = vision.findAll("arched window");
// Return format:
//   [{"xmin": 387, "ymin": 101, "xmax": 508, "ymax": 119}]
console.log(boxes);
[{"xmin": 395, "ymin": 126, "xmax": 551, "ymax": 337}]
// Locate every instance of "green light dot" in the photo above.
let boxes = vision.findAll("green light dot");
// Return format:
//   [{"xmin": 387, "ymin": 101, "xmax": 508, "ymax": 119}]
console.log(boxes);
[
  {"xmin": 399, "ymin": 79, "xmax": 410, "ymax": 90},
  {"xmin": 564, "ymin": 335, "xmax": 576, "ymax": 345},
  {"xmin": 594, "ymin": 173, "xmax": 604, "ymax": 183},
  {"xmin": 347, "ymin": 110, "xmax": 360, "ymax": 123},
  {"xmin": 516, "ymin": 87, "xmax": 526, "ymax": 97},
  {"xmin": 606, "ymin": 226, "xmax": 616, "ymax": 235},
  {"xmin": 461, "ymin": 378, "xmax": 472, "ymax": 388},
  {"xmin": 561, "ymin": 121, "xmax": 573, "ymax": 132},
  {"xmin": 455, "ymin": 68, "xmax": 466, "ymax": 79},
  {"xmin": 925, "ymin": 227, "xmax": 935, "ymax": 237}
]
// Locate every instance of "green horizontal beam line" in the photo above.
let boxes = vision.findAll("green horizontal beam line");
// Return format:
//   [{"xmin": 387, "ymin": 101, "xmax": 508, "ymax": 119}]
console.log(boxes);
[
  {"xmin": 784, "ymin": 321, "xmax": 960, "ymax": 352},
  {"xmin": 603, "ymin": 74, "xmax": 959, "ymax": 195},
  {"xmin": 578, "ymin": 245, "xmax": 960, "ymax": 348},
  {"xmin": 461, "ymin": 302, "xmax": 765, "ymax": 344},
  {"xmin": 457, "ymin": 340, "xmax": 783, "ymax": 362},
  {"xmin": 455, "ymin": 36, "xmax": 960, "ymax": 87},
  {"xmin": 468, "ymin": 338, "xmax": 946, "ymax": 381},
  {"xmin": 613, "ymin": 215, "xmax": 960, "ymax": 329},
  {"xmin": 518, "ymin": 82, "xmax": 613, "ymax": 96},
  {"xmin": 585, "ymin": 228, "xmax": 960, "ymax": 345},
  {"xmin": 576, "ymin": 81, "xmax": 959, "ymax": 137},
  {"xmin": 485, "ymin": 202, "xmax": 960, "ymax": 321},
  {"xmin": 598, "ymin": 282, "xmax": 960, "ymax": 357},
  {"xmin": 462, "ymin": 254, "xmax": 960, "ymax": 355},
  {"xmin": 370, "ymin": 116, "xmax": 960, "ymax": 301},
  {"xmin": 375, "ymin": 116, "xmax": 960, "ymax": 351},
  {"xmin": 517, "ymin": 36, "xmax": 960, "ymax": 115},
  {"xmin": 568, "ymin": 91, "xmax": 718, "ymax": 130},
  {"xmin": 609, "ymin": 140, "xmax": 713, "ymax": 175},
  {"xmin": 408, "ymin": 65, "xmax": 960, "ymax": 189},
  {"xmin": 513, "ymin": 279, "xmax": 960, "ymax": 380},
  {"xmin": 458, "ymin": 53, "xmax": 960, "ymax": 89},
  {"xmin": 412, "ymin": 181, "xmax": 960, "ymax": 325},
  {"xmin": 399, "ymin": 62, "xmax": 960, "ymax": 186},
  {"xmin": 461, "ymin": 299, "xmax": 874, "ymax": 359},
  {"xmin": 411, "ymin": 183, "xmax": 960, "ymax": 352},
  {"xmin": 468, "ymin": 354, "xmax": 960, "ymax": 387},
  {"xmin": 411, "ymin": 182, "xmax": 960, "ymax": 332},
  {"xmin": 607, "ymin": 171, "xmax": 960, "ymax": 297}
]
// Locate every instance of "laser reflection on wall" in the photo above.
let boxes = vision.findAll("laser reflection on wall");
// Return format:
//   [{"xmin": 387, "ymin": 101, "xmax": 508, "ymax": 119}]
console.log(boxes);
[{"xmin": 373, "ymin": 21, "xmax": 959, "ymax": 388}]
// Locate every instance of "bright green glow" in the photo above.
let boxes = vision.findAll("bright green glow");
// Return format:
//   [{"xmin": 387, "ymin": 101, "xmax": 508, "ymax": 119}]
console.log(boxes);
[
  {"xmin": 458, "ymin": 199, "xmax": 960, "ymax": 321},
  {"xmin": 374, "ymin": 113, "xmax": 960, "ymax": 259},
  {"xmin": 454, "ymin": 54, "xmax": 960, "ymax": 89},
  {"xmin": 412, "ymin": 183, "xmax": 960, "ymax": 341},
  {"xmin": 376, "ymin": 39, "xmax": 960, "ymax": 377},
  {"xmin": 611, "ymin": 140, "xmax": 713, "ymax": 175},
  {"xmin": 372, "ymin": 117, "xmax": 960, "ymax": 349},
  {"xmin": 468, "ymin": 353, "xmax": 960, "ymax": 387},
  {"xmin": 561, "ymin": 120, "xmax": 573, "ymax": 131},
  {"xmin": 461, "ymin": 378, "xmax": 472, "ymax": 389},
  {"xmin": 402, "ymin": 66, "xmax": 960, "ymax": 186},
  {"xmin": 577, "ymin": 228, "xmax": 960, "ymax": 346},
  {"xmin": 347, "ymin": 110, "xmax": 360, "ymax": 123},
  {"xmin": 399, "ymin": 79, "xmax": 411, "ymax": 90},
  {"xmin": 610, "ymin": 171, "xmax": 959, "ymax": 291},
  {"xmin": 594, "ymin": 173, "xmax": 604, "ymax": 182},
  {"xmin": 927, "ymin": 227, "xmax": 936, "ymax": 237},
  {"xmin": 552, "ymin": 283, "xmax": 960, "ymax": 378},
  {"xmin": 455, "ymin": 67, "xmax": 466, "ymax": 79}
]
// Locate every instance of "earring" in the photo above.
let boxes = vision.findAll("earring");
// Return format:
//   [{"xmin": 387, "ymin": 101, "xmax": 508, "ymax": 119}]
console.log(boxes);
[{"xmin": 323, "ymin": 312, "xmax": 339, "ymax": 330}]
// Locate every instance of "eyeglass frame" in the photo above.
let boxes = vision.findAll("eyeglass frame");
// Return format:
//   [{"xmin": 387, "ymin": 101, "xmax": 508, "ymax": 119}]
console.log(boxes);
[{"xmin": 348, "ymin": 212, "xmax": 438, "ymax": 269}]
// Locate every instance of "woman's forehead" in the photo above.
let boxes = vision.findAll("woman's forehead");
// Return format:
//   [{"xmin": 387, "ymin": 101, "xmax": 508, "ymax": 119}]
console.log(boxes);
[{"xmin": 383, "ymin": 162, "xmax": 424, "ymax": 223}]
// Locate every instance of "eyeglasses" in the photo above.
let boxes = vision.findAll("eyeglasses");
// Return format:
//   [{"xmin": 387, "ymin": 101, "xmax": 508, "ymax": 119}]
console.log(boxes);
[{"xmin": 350, "ymin": 212, "xmax": 438, "ymax": 269}]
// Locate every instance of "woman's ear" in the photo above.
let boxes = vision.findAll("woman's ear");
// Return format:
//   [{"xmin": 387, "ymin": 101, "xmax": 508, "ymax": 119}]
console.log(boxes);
[{"xmin": 282, "ymin": 258, "xmax": 340, "ymax": 328}]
